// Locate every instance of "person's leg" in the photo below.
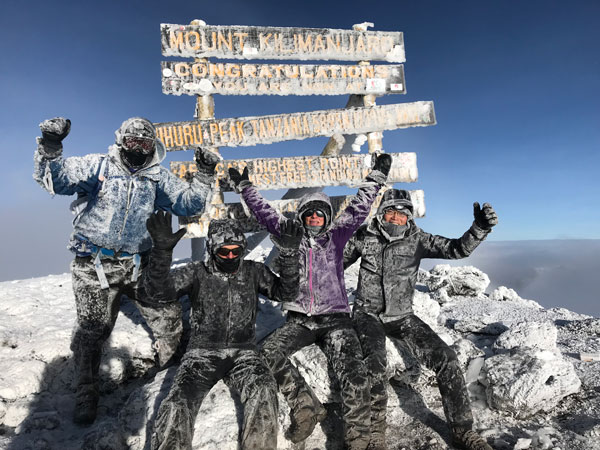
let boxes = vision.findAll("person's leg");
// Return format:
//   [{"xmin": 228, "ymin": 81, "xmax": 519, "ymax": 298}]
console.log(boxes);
[
  {"xmin": 353, "ymin": 309, "xmax": 389, "ymax": 449},
  {"xmin": 70, "ymin": 257, "xmax": 124, "ymax": 425},
  {"xmin": 224, "ymin": 350, "xmax": 279, "ymax": 450},
  {"xmin": 151, "ymin": 348, "xmax": 229, "ymax": 450},
  {"xmin": 260, "ymin": 320, "xmax": 325, "ymax": 443},
  {"xmin": 320, "ymin": 321, "xmax": 371, "ymax": 450},
  {"xmin": 384, "ymin": 315, "xmax": 492, "ymax": 450}
]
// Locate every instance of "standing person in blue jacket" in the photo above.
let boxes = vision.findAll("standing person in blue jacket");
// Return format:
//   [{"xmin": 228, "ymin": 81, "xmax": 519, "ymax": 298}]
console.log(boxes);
[
  {"xmin": 344, "ymin": 188, "xmax": 498, "ymax": 450},
  {"xmin": 228, "ymin": 153, "xmax": 391, "ymax": 450},
  {"xmin": 33, "ymin": 117, "xmax": 218, "ymax": 425}
]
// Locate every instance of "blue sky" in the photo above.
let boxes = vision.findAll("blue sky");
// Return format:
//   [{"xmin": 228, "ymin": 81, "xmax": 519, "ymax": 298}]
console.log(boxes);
[{"xmin": 1, "ymin": 0, "xmax": 599, "ymax": 281}]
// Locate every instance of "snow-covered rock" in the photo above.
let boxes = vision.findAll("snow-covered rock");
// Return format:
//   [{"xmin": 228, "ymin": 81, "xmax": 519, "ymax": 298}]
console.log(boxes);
[
  {"xmin": 493, "ymin": 321, "xmax": 558, "ymax": 353},
  {"xmin": 489, "ymin": 286, "xmax": 542, "ymax": 308},
  {"xmin": 425, "ymin": 264, "xmax": 490, "ymax": 301},
  {"xmin": 481, "ymin": 348, "xmax": 581, "ymax": 417}
]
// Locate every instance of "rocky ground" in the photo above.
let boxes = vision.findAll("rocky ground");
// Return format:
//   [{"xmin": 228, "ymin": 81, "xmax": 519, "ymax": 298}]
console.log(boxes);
[{"xmin": 0, "ymin": 250, "xmax": 599, "ymax": 450}]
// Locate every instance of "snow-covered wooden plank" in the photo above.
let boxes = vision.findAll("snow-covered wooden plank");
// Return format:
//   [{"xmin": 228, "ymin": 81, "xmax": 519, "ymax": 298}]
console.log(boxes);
[
  {"xmin": 171, "ymin": 152, "xmax": 417, "ymax": 191},
  {"xmin": 155, "ymin": 102, "xmax": 435, "ymax": 150},
  {"xmin": 179, "ymin": 189, "xmax": 425, "ymax": 238},
  {"xmin": 161, "ymin": 61, "xmax": 405, "ymax": 96},
  {"xmin": 161, "ymin": 24, "xmax": 405, "ymax": 62}
]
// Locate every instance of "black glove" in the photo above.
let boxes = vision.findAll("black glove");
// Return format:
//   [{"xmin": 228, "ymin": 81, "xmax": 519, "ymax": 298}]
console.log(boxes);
[
  {"xmin": 228, "ymin": 167, "xmax": 252, "ymax": 193},
  {"xmin": 277, "ymin": 219, "xmax": 304, "ymax": 251},
  {"xmin": 38, "ymin": 117, "xmax": 71, "ymax": 157},
  {"xmin": 146, "ymin": 211, "xmax": 187, "ymax": 250},
  {"xmin": 372, "ymin": 153, "xmax": 392, "ymax": 176},
  {"xmin": 194, "ymin": 147, "xmax": 220, "ymax": 177},
  {"xmin": 473, "ymin": 202, "xmax": 498, "ymax": 230}
]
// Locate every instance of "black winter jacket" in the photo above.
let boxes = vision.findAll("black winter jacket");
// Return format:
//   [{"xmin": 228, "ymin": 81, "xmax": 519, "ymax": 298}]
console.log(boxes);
[
  {"xmin": 143, "ymin": 247, "xmax": 299, "ymax": 349},
  {"xmin": 343, "ymin": 220, "xmax": 490, "ymax": 319}
]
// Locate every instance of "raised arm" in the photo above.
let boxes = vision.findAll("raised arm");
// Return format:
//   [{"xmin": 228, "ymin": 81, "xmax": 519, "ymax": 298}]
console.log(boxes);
[
  {"xmin": 155, "ymin": 148, "xmax": 218, "ymax": 217},
  {"xmin": 143, "ymin": 211, "xmax": 195, "ymax": 303},
  {"xmin": 421, "ymin": 202, "xmax": 498, "ymax": 259},
  {"xmin": 230, "ymin": 167, "xmax": 283, "ymax": 237}
]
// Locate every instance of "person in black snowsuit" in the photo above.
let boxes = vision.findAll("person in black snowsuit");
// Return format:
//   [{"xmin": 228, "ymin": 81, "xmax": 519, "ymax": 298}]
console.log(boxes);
[
  {"xmin": 32, "ymin": 117, "xmax": 218, "ymax": 425},
  {"xmin": 143, "ymin": 211, "xmax": 303, "ymax": 450},
  {"xmin": 343, "ymin": 189, "xmax": 498, "ymax": 450}
]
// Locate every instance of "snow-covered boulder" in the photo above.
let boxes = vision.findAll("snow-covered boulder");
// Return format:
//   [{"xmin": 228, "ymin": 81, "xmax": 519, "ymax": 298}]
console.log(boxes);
[
  {"xmin": 413, "ymin": 290, "xmax": 441, "ymax": 330},
  {"xmin": 489, "ymin": 286, "xmax": 542, "ymax": 308},
  {"xmin": 493, "ymin": 321, "xmax": 558, "ymax": 353},
  {"xmin": 425, "ymin": 265, "xmax": 490, "ymax": 301},
  {"xmin": 481, "ymin": 348, "xmax": 581, "ymax": 417}
]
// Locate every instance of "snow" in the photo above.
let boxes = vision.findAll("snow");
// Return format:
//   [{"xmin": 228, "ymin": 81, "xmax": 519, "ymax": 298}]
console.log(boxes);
[{"xmin": 0, "ymin": 253, "xmax": 599, "ymax": 449}]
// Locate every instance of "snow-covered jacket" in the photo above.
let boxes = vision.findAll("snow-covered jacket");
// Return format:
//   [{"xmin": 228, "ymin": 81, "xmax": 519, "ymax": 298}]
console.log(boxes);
[
  {"xmin": 33, "ymin": 142, "xmax": 213, "ymax": 254},
  {"xmin": 142, "ymin": 223, "xmax": 299, "ymax": 349},
  {"xmin": 344, "ymin": 200, "xmax": 490, "ymax": 319},
  {"xmin": 241, "ymin": 182, "xmax": 383, "ymax": 316}
]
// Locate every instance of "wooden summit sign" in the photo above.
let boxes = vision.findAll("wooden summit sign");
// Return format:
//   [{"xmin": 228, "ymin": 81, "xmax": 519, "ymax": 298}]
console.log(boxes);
[
  {"xmin": 155, "ymin": 101, "xmax": 435, "ymax": 150},
  {"xmin": 180, "ymin": 189, "xmax": 425, "ymax": 237},
  {"xmin": 161, "ymin": 24, "xmax": 405, "ymax": 62},
  {"xmin": 172, "ymin": 152, "xmax": 418, "ymax": 191},
  {"xmin": 161, "ymin": 61, "xmax": 406, "ymax": 96}
]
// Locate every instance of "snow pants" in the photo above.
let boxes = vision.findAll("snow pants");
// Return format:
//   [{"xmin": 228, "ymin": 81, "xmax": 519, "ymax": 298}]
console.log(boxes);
[
  {"xmin": 261, "ymin": 312, "xmax": 371, "ymax": 450},
  {"xmin": 151, "ymin": 347, "xmax": 279, "ymax": 450},
  {"xmin": 70, "ymin": 256, "xmax": 182, "ymax": 394},
  {"xmin": 353, "ymin": 308, "xmax": 473, "ymax": 438}
]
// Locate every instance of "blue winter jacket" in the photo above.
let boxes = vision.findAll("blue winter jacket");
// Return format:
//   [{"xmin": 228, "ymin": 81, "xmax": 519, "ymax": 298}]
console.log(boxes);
[{"xmin": 33, "ymin": 141, "xmax": 213, "ymax": 254}]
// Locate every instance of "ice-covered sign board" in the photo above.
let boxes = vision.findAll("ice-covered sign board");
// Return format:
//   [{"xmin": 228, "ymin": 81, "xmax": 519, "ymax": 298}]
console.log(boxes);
[
  {"xmin": 180, "ymin": 189, "xmax": 425, "ymax": 237},
  {"xmin": 155, "ymin": 101, "xmax": 435, "ymax": 150},
  {"xmin": 161, "ymin": 24, "xmax": 405, "ymax": 62},
  {"xmin": 161, "ymin": 61, "xmax": 405, "ymax": 96},
  {"xmin": 172, "ymin": 152, "xmax": 417, "ymax": 191}
]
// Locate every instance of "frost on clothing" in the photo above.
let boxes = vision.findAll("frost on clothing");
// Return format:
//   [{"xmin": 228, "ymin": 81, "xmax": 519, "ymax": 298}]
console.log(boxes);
[
  {"xmin": 33, "ymin": 142, "xmax": 213, "ymax": 254},
  {"xmin": 241, "ymin": 183, "xmax": 382, "ymax": 315},
  {"xmin": 143, "ymin": 219, "xmax": 300, "ymax": 449}
]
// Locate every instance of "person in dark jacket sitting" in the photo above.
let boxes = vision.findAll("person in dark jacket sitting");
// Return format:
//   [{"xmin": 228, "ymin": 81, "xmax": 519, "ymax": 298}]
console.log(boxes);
[
  {"xmin": 228, "ymin": 153, "xmax": 391, "ymax": 450},
  {"xmin": 143, "ymin": 212, "xmax": 303, "ymax": 450},
  {"xmin": 343, "ymin": 188, "xmax": 497, "ymax": 450}
]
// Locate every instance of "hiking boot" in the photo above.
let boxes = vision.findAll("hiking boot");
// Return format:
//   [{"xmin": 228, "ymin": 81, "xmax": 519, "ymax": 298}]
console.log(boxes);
[
  {"xmin": 451, "ymin": 427, "xmax": 493, "ymax": 450},
  {"xmin": 366, "ymin": 432, "xmax": 388, "ymax": 450},
  {"xmin": 73, "ymin": 385, "xmax": 99, "ymax": 426},
  {"xmin": 286, "ymin": 402, "xmax": 327, "ymax": 443}
]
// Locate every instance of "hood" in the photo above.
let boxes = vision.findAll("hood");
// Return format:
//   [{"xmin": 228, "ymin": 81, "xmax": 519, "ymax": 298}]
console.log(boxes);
[
  {"xmin": 206, "ymin": 219, "xmax": 248, "ymax": 257},
  {"xmin": 297, "ymin": 191, "xmax": 334, "ymax": 234},
  {"xmin": 111, "ymin": 117, "xmax": 166, "ymax": 171}
]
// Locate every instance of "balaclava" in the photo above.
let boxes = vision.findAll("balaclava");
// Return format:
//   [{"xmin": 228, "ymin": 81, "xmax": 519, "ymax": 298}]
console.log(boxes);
[
  {"xmin": 115, "ymin": 117, "xmax": 156, "ymax": 171},
  {"xmin": 298, "ymin": 198, "xmax": 332, "ymax": 237},
  {"xmin": 206, "ymin": 219, "xmax": 247, "ymax": 274}
]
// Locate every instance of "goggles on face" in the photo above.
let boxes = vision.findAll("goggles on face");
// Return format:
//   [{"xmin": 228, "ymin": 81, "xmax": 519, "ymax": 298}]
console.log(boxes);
[
  {"xmin": 122, "ymin": 136, "xmax": 155, "ymax": 154},
  {"xmin": 383, "ymin": 207, "xmax": 408, "ymax": 218},
  {"xmin": 215, "ymin": 246, "xmax": 243, "ymax": 257},
  {"xmin": 301, "ymin": 209, "xmax": 326, "ymax": 219}
]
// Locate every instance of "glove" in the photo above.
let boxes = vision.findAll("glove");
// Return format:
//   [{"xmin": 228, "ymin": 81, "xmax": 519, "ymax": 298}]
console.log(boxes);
[
  {"xmin": 473, "ymin": 202, "xmax": 498, "ymax": 230},
  {"xmin": 277, "ymin": 219, "xmax": 303, "ymax": 251},
  {"xmin": 228, "ymin": 167, "xmax": 252, "ymax": 193},
  {"xmin": 194, "ymin": 147, "xmax": 220, "ymax": 177},
  {"xmin": 372, "ymin": 153, "xmax": 392, "ymax": 176},
  {"xmin": 38, "ymin": 117, "xmax": 71, "ymax": 157},
  {"xmin": 146, "ymin": 211, "xmax": 187, "ymax": 250}
]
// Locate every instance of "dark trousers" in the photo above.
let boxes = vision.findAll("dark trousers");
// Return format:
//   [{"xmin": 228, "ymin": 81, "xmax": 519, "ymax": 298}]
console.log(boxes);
[
  {"xmin": 353, "ymin": 309, "xmax": 473, "ymax": 436},
  {"xmin": 151, "ymin": 347, "xmax": 278, "ymax": 450},
  {"xmin": 70, "ymin": 256, "xmax": 182, "ymax": 393},
  {"xmin": 261, "ymin": 312, "xmax": 371, "ymax": 450}
]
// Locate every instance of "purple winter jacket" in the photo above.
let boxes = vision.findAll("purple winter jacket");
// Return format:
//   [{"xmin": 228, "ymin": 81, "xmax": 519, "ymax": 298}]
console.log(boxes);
[{"xmin": 242, "ymin": 183, "xmax": 382, "ymax": 315}]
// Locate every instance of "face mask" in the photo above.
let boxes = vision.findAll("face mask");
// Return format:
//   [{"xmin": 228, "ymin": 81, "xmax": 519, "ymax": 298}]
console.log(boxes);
[
  {"xmin": 214, "ymin": 255, "xmax": 242, "ymax": 273},
  {"xmin": 120, "ymin": 148, "xmax": 153, "ymax": 171},
  {"xmin": 381, "ymin": 221, "xmax": 408, "ymax": 238},
  {"xmin": 304, "ymin": 224, "xmax": 324, "ymax": 236}
]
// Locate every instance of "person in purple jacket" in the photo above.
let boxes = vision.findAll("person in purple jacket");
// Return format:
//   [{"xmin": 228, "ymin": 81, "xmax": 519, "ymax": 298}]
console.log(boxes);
[{"xmin": 228, "ymin": 153, "xmax": 391, "ymax": 450}]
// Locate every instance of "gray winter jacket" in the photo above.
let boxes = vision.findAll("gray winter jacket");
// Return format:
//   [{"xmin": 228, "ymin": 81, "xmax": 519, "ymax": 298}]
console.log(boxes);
[
  {"xmin": 33, "ymin": 141, "xmax": 213, "ymax": 254},
  {"xmin": 242, "ymin": 179, "xmax": 383, "ymax": 316},
  {"xmin": 344, "ymin": 211, "xmax": 490, "ymax": 320},
  {"xmin": 142, "ymin": 225, "xmax": 299, "ymax": 349}
]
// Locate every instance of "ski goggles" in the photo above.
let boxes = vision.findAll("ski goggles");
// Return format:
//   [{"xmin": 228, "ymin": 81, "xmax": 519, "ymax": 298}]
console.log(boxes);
[
  {"xmin": 301, "ymin": 209, "xmax": 326, "ymax": 219},
  {"xmin": 122, "ymin": 136, "xmax": 155, "ymax": 154},
  {"xmin": 215, "ymin": 246, "xmax": 243, "ymax": 257}
]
